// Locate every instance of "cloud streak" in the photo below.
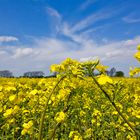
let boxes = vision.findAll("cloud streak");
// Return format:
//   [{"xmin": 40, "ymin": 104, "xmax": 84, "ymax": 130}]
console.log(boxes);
[
  {"xmin": 0, "ymin": 36, "xmax": 18, "ymax": 42},
  {"xmin": 122, "ymin": 13, "xmax": 140, "ymax": 23},
  {"xmin": 79, "ymin": 0, "xmax": 97, "ymax": 10},
  {"xmin": 46, "ymin": 6, "xmax": 61, "ymax": 19},
  {"xmin": 71, "ymin": 11, "xmax": 111, "ymax": 33}
]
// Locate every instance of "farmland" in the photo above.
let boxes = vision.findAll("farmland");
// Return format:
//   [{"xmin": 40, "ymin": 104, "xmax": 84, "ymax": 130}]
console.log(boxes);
[
  {"xmin": 0, "ymin": 72, "xmax": 140, "ymax": 139},
  {"xmin": 1, "ymin": 46, "xmax": 140, "ymax": 140}
]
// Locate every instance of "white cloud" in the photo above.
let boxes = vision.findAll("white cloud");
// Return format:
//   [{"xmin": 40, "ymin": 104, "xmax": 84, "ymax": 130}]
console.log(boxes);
[
  {"xmin": 123, "ymin": 17, "xmax": 140, "ymax": 23},
  {"xmin": 123, "ymin": 36, "xmax": 140, "ymax": 46},
  {"xmin": 46, "ymin": 6, "xmax": 62, "ymax": 33},
  {"xmin": 58, "ymin": 8, "xmax": 120, "ymax": 46},
  {"xmin": 61, "ymin": 22, "xmax": 97, "ymax": 46},
  {"xmin": 46, "ymin": 6, "xmax": 61, "ymax": 19},
  {"xmin": 12, "ymin": 48, "xmax": 38, "ymax": 58},
  {"xmin": 79, "ymin": 0, "xmax": 97, "ymax": 10},
  {"xmin": 71, "ymin": 11, "xmax": 110, "ymax": 33},
  {"xmin": 0, "ymin": 35, "xmax": 139, "ymax": 76},
  {"xmin": 105, "ymin": 51, "xmax": 124, "ymax": 59},
  {"xmin": 80, "ymin": 56, "xmax": 98, "ymax": 62},
  {"xmin": 0, "ymin": 36, "xmax": 18, "ymax": 42},
  {"xmin": 0, "ymin": 50, "xmax": 7, "ymax": 55},
  {"xmin": 122, "ymin": 13, "xmax": 140, "ymax": 23}
]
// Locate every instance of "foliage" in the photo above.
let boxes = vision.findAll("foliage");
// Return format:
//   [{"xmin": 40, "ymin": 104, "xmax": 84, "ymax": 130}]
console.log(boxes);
[
  {"xmin": 23, "ymin": 71, "xmax": 45, "ymax": 78},
  {"xmin": 115, "ymin": 71, "xmax": 124, "ymax": 77},
  {"xmin": 108, "ymin": 67, "xmax": 116, "ymax": 77},
  {"xmin": 0, "ymin": 70, "xmax": 13, "ymax": 77}
]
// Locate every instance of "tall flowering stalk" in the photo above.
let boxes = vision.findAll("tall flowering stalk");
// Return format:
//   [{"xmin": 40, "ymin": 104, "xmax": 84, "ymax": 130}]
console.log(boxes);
[{"xmin": 82, "ymin": 59, "xmax": 140, "ymax": 137}]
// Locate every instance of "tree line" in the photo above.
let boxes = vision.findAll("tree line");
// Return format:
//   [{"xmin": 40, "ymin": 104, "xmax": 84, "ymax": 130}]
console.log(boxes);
[
  {"xmin": 0, "ymin": 70, "xmax": 55, "ymax": 78},
  {"xmin": 0, "ymin": 68, "xmax": 124, "ymax": 78}
]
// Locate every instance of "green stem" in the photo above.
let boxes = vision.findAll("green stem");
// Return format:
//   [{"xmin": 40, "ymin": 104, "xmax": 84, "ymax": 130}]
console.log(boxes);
[
  {"xmin": 89, "ymin": 71, "xmax": 140, "ymax": 137},
  {"xmin": 38, "ymin": 75, "xmax": 66, "ymax": 140},
  {"xmin": 49, "ymin": 92, "xmax": 71, "ymax": 140},
  {"xmin": 50, "ymin": 122, "xmax": 61, "ymax": 140}
]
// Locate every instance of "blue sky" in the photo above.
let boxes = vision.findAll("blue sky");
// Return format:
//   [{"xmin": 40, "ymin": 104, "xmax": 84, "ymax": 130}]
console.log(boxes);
[{"xmin": 0, "ymin": 0, "xmax": 140, "ymax": 76}]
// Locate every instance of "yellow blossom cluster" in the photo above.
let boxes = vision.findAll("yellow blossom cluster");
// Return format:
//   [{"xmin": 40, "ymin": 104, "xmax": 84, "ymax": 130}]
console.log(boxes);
[
  {"xmin": 130, "ymin": 44, "xmax": 140, "ymax": 76},
  {"xmin": 21, "ymin": 121, "xmax": 33, "ymax": 135}
]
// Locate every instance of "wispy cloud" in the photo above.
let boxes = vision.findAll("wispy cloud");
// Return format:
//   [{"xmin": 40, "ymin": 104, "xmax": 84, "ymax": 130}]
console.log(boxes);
[
  {"xmin": 79, "ymin": 0, "xmax": 97, "ymax": 10},
  {"xmin": 46, "ymin": 6, "xmax": 61, "ymax": 19},
  {"xmin": 123, "ymin": 36, "xmax": 140, "ymax": 46},
  {"xmin": 65, "ymin": 5, "xmax": 122, "ymax": 34},
  {"xmin": 71, "ymin": 11, "xmax": 111, "ymax": 33},
  {"xmin": 46, "ymin": 6, "xmax": 62, "ymax": 34},
  {"xmin": 0, "ymin": 36, "xmax": 18, "ymax": 42},
  {"xmin": 12, "ymin": 48, "xmax": 39, "ymax": 58},
  {"xmin": 46, "ymin": 5, "xmax": 122, "ymax": 41},
  {"xmin": 60, "ymin": 11, "xmax": 110, "ymax": 46},
  {"xmin": 122, "ymin": 13, "xmax": 140, "ymax": 23}
]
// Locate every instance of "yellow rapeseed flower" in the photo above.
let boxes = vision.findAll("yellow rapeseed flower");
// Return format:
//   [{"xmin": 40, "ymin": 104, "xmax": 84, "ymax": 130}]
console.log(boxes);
[
  {"xmin": 0, "ymin": 107, "xmax": 2, "ymax": 113},
  {"xmin": 98, "ymin": 75, "xmax": 113, "ymax": 85},
  {"xmin": 13, "ymin": 105, "xmax": 20, "ymax": 113},
  {"xmin": 84, "ymin": 128, "xmax": 92, "ymax": 138},
  {"xmin": 23, "ymin": 121, "xmax": 33, "ymax": 129},
  {"xmin": 6, "ymin": 86, "xmax": 16, "ymax": 91},
  {"xmin": 3, "ymin": 108, "xmax": 13, "ymax": 117},
  {"xmin": 0, "ymin": 86, "xmax": 3, "ymax": 91},
  {"xmin": 79, "ymin": 110, "xmax": 86, "ymax": 117},
  {"xmin": 134, "ymin": 51, "xmax": 140, "ymax": 61},
  {"xmin": 96, "ymin": 65, "xmax": 108, "ymax": 73},
  {"xmin": 55, "ymin": 111, "xmax": 65, "ymax": 123},
  {"xmin": 9, "ymin": 94, "xmax": 16, "ymax": 101},
  {"xmin": 69, "ymin": 131, "xmax": 83, "ymax": 140},
  {"xmin": 112, "ymin": 111, "xmax": 118, "ymax": 115},
  {"xmin": 21, "ymin": 120, "xmax": 33, "ymax": 135},
  {"xmin": 137, "ymin": 44, "xmax": 140, "ymax": 51},
  {"xmin": 74, "ymin": 135, "xmax": 83, "ymax": 140},
  {"xmin": 50, "ymin": 64, "xmax": 62, "ymax": 72}
]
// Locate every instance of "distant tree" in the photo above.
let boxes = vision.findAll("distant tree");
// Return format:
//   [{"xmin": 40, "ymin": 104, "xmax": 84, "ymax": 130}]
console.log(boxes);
[
  {"xmin": 115, "ymin": 71, "xmax": 124, "ymax": 77},
  {"xmin": 52, "ymin": 72, "xmax": 57, "ymax": 77},
  {"xmin": 23, "ymin": 71, "xmax": 45, "ymax": 78},
  {"xmin": 45, "ymin": 75, "xmax": 56, "ymax": 78},
  {"xmin": 0, "ymin": 70, "xmax": 13, "ymax": 77},
  {"xmin": 108, "ymin": 67, "xmax": 116, "ymax": 77},
  {"xmin": 105, "ymin": 70, "xmax": 110, "ymax": 76}
]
